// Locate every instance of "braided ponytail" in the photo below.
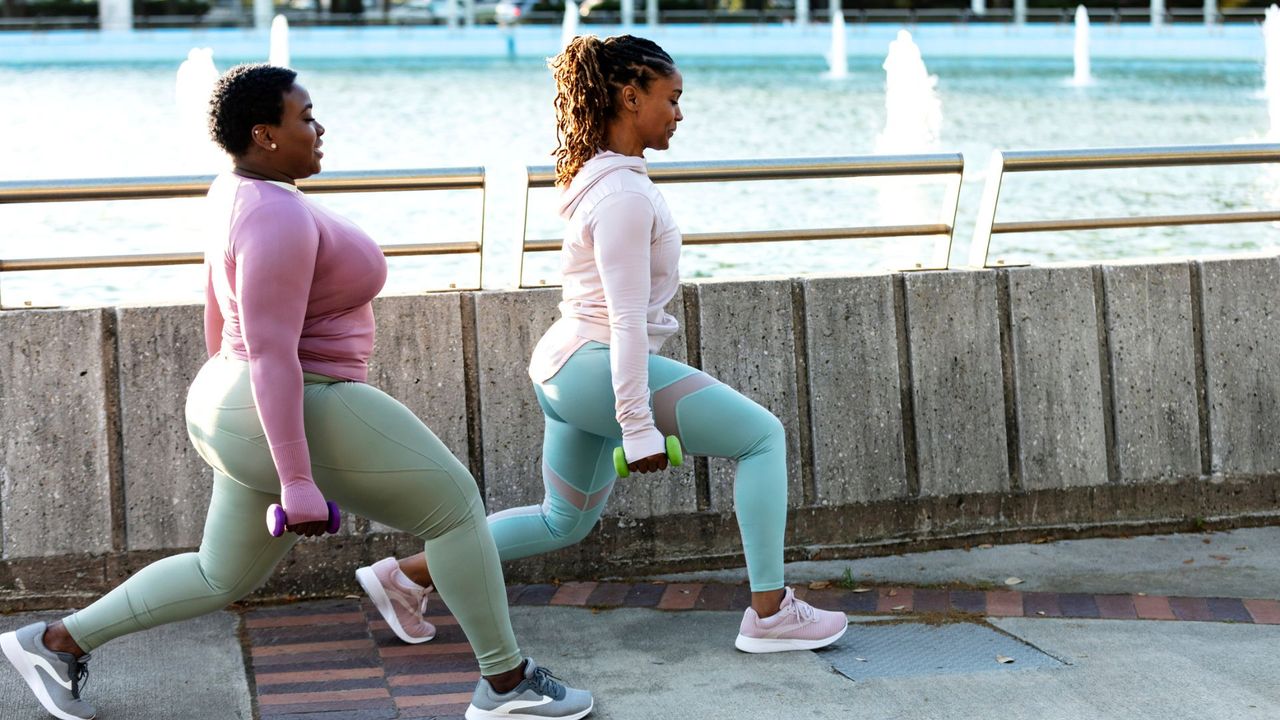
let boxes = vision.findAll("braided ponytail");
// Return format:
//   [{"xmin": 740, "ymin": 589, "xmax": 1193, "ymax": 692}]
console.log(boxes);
[{"xmin": 548, "ymin": 34, "xmax": 677, "ymax": 187}]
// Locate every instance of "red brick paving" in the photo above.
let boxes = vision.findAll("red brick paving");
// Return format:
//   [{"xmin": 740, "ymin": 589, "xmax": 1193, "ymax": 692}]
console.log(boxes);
[
  {"xmin": 1133, "ymin": 594, "xmax": 1177, "ymax": 620},
  {"xmin": 243, "ymin": 582, "xmax": 1280, "ymax": 718}
]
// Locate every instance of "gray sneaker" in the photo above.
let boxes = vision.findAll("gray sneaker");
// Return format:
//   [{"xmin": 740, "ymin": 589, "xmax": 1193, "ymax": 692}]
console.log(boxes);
[
  {"xmin": 465, "ymin": 657, "xmax": 593, "ymax": 720},
  {"xmin": 1, "ymin": 621, "xmax": 96, "ymax": 720}
]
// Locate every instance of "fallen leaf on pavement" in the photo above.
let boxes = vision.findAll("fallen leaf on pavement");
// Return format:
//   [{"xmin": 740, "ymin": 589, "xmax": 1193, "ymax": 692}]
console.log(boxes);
[
  {"xmin": 852, "ymin": 587, "xmax": 872, "ymax": 593},
  {"xmin": 1005, "ymin": 577, "xmax": 1024, "ymax": 586},
  {"xmin": 809, "ymin": 580, "xmax": 831, "ymax": 590},
  {"xmin": 996, "ymin": 655, "xmax": 1015, "ymax": 664}
]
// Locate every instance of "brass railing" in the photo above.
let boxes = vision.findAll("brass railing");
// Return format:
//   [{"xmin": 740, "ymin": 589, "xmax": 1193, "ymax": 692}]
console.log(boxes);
[
  {"xmin": 518, "ymin": 154, "xmax": 966, "ymax": 287},
  {"xmin": 966, "ymin": 144, "xmax": 1280, "ymax": 268}
]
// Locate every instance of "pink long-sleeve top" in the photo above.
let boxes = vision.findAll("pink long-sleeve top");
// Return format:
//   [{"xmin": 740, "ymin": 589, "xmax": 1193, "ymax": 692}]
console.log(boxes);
[
  {"xmin": 203, "ymin": 173, "xmax": 387, "ymax": 522},
  {"xmin": 528, "ymin": 152, "xmax": 683, "ymax": 463}
]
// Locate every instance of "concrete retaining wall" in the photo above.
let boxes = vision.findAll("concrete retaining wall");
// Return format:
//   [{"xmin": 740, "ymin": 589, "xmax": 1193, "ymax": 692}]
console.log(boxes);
[{"xmin": 4, "ymin": 258, "xmax": 1280, "ymax": 606}]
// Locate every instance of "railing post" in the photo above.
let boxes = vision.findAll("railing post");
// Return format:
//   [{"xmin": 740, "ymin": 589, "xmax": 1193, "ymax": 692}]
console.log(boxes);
[
  {"xmin": 1013, "ymin": 0, "xmax": 1026, "ymax": 25},
  {"xmin": 971, "ymin": 0, "xmax": 985, "ymax": 16},
  {"xmin": 1202, "ymin": 0, "xmax": 1216, "ymax": 25},
  {"xmin": 1151, "ymin": 0, "xmax": 1165, "ymax": 27},
  {"xmin": 932, "ymin": 170, "xmax": 964, "ymax": 269},
  {"xmin": 464, "ymin": 0, "xmax": 476, "ymax": 26},
  {"xmin": 621, "ymin": 0, "xmax": 635, "ymax": 26},
  {"xmin": 967, "ymin": 151, "xmax": 1006, "ymax": 268},
  {"xmin": 795, "ymin": 0, "xmax": 809, "ymax": 26},
  {"xmin": 647, "ymin": 0, "xmax": 658, "ymax": 26}
]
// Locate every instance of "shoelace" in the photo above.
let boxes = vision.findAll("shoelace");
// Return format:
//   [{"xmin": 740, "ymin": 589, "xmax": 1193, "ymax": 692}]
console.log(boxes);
[
  {"xmin": 417, "ymin": 590, "xmax": 429, "ymax": 618},
  {"xmin": 790, "ymin": 599, "xmax": 818, "ymax": 625},
  {"xmin": 70, "ymin": 653, "xmax": 91, "ymax": 699},
  {"xmin": 527, "ymin": 665, "xmax": 567, "ymax": 701}
]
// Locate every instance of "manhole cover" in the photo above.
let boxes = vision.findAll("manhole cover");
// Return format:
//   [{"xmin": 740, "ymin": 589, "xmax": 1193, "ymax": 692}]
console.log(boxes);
[{"xmin": 818, "ymin": 622, "xmax": 1065, "ymax": 680}]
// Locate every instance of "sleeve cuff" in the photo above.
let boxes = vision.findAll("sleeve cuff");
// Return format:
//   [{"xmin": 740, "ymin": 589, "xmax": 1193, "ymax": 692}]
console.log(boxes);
[{"xmin": 622, "ymin": 429, "xmax": 667, "ymax": 464}]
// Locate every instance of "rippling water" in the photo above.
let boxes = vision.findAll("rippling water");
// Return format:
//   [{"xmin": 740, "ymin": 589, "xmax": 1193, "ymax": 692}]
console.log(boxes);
[{"xmin": 0, "ymin": 55, "xmax": 1273, "ymax": 307}]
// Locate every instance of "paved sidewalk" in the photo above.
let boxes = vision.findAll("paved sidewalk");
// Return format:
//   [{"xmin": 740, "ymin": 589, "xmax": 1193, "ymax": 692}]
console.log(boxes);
[{"xmin": 4, "ymin": 528, "xmax": 1280, "ymax": 720}]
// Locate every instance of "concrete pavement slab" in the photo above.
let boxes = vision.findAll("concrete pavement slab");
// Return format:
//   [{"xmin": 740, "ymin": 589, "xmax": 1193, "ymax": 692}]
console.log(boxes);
[
  {"xmin": 652, "ymin": 527, "xmax": 1280, "ymax": 599},
  {"xmin": 0, "ymin": 610, "xmax": 251, "ymax": 720}
]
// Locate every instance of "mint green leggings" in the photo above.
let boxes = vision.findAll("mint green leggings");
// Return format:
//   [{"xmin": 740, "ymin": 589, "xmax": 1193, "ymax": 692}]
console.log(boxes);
[
  {"xmin": 491, "ymin": 342, "xmax": 787, "ymax": 592},
  {"xmin": 63, "ymin": 356, "xmax": 521, "ymax": 675}
]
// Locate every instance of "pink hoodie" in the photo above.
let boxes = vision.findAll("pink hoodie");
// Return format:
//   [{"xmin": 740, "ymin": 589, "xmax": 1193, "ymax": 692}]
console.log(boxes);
[{"xmin": 528, "ymin": 151, "xmax": 683, "ymax": 462}]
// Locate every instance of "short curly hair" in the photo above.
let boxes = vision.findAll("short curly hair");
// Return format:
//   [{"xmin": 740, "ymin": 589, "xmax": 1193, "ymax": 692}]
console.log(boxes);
[{"xmin": 208, "ymin": 64, "xmax": 298, "ymax": 156}]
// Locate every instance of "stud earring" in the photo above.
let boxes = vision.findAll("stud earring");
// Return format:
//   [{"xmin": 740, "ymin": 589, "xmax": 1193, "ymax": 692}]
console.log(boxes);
[{"xmin": 270, "ymin": 143, "xmax": 277, "ymax": 150}]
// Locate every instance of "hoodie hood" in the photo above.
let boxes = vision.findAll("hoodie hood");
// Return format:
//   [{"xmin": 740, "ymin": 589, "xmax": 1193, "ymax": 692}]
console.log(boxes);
[{"xmin": 558, "ymin": 151, "xmax": 648, "ymax": 220}]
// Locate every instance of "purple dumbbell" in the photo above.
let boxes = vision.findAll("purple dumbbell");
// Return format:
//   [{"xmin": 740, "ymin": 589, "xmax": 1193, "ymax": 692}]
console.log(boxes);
[{"xmin": 267, "ymin": 501, "xmax": 342, "ymax": 537}]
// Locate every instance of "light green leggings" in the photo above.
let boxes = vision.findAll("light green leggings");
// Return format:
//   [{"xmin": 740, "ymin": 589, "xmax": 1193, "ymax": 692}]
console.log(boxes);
[
  {"xmin": 63, "ymin": 356, "xmax": 521, "ymax": 675},
  {"xmin": 491, "ymin": 341, "xmax": 788, "ymax": 591}
]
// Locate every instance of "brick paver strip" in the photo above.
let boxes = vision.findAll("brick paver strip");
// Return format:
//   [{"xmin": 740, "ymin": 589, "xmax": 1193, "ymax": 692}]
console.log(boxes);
[
  {"xmin": 1023, "ymin": 592, "xmax": 1063, "ymax": 618},
  {"xmin": 585, "ymin": 582, "xmax": 632, "ymax": 608},
  {"xmin": 258, "ymin": 687, "xmax": 391, "ymax": 705},
  {"xmin": 1169, "ymin": 596, "xmax": 1214, "ymax": 622},
  {"xmin": 1133, "ymin": 594, "xmax": 1177, "ymax": 620},
  {"xmin": 877, "ymin": 587, "xmax": 913, "ymax": 613},
  {"xmin": 387, "ymin": 671, "xmax": 480, "ymax": 687},
  {"xmin": 949, "ymin": 590, "xmax": 986, "ymax": 614},
  {"xmin": 247, "ymin": 612, "xmax": 366, "ymax": 629},
  {"xmin": 370, "ymin": 615, "xmax": 460, "ymax": 634},
  {"xmin": 1243, "ymin": 599, "xmax": 1280, "ymax": 624},
  {"xmin": 984, "ymin": 591, "xmax": 1023, "ymax": 617},
  {"xmin": 550, "ymin": 581, "xmax": 598, "ymax": 606},
  {"xmin": 1094, "ymin": 595, "xmax": 1138, "ymax": 620},
  {"xmin": 378, "ymin": 642, "xmax": 474, "ymax": 658},
  {"xmin": 256, "ymin": 667, "xmax": 386, "ymax": 686},
  {"xmin": 693, "ymin": 583, "xmax": 736, "ymax": 611},
  {"xmin": 259, "ymin": 699, "xmax": 396, "ymax": 716},
  {"xmin": 658, "ymin": 584, "xmax": 701, "ymax": 610},
  {"xmin": 622, "ymin": 583, "xmax": 667, "ymax": 607},
  {"xmin": 512, "ymin": 584, "xmax": 558, "ymax": 606},
  {"xmin": 393, "ymin": 691, "xmax": 476, "ymax": 708},
  {"xmin": 1206, "ymin": 597, "xmax": 1253, "ymax": 623},
  {"xmin": 251, "ymin": 639, "xmax": 374, "ymax": 658},
  {"xmin": 842, "ymin": 589, "xmax": 880, "ymax": 614},
  {"xmin": 912, "ymin": 589, "xmax": 949, "ymax": 613},
  {"xmin": 1058, "ymin": 593, "xmax": 1100, "ymax": 619}
]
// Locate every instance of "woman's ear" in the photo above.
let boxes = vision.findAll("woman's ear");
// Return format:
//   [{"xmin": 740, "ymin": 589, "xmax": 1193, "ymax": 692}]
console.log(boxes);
[
  {"xmin": 250, "ymin": 124, "xmax": 277, "ymax": 152},
  {"xmin": 619, "ymin": 84, "xmax": 640, "ymax": 113}
]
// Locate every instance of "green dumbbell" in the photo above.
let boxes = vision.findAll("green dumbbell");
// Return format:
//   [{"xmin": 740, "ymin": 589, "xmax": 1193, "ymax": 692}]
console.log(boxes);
[{"xmin": 614, "ymin": 435, "xmax": 684, "ymax": 478}]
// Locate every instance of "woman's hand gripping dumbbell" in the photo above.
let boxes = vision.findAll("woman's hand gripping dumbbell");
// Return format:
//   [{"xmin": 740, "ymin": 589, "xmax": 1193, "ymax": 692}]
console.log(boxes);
[
  {"xmin": 614, "ymin": 435, "xmax": 684, "ymax": 478},
  {"xmin": 266, "ymin": 482, "xmax": 342, "ymax": 537}
]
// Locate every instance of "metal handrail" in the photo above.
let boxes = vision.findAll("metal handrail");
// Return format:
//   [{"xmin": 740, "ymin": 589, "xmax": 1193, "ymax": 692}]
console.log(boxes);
[
  {"xmin": 966, "ymin": 144, "xmax": 1280, "ymax": 268},
  {"xmin": 518, "ymin": 154, "xmax": 966, "ymax": 286},
  {"xmin": 0, "ymin": 167, "xmax": 487, "ymax": 305}
]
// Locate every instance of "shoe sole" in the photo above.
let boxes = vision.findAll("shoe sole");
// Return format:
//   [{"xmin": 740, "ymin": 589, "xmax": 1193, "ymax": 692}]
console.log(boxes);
[
  {"xmin": 733, "ymin": 621, "xmax": 849, "ymax": 653},
  {"xmin": 355, "ymin": 567, "xmax": 436, "ymax": 645},
  {"xmin": 464, "ymin": 700, "xmax": 593, "ymax": 720},
  {"xmin": 1, "ymin": 631, "xmax": 95, "ymax": 720}
]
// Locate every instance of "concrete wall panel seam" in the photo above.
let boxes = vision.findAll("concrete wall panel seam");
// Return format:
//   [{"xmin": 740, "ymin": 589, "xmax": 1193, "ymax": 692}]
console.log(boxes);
[
  {"xmin": 1188, "ymin": 261, "xmax": 1213, "ymax": 478},
  {"xmin": 682, "ymin": 282, "xmax": 712, "ymax": 512},
  {"xmin": 996, "ymin": 270, "xmax": 1023, "ymax": 492},
  {"xmin": 892, "ymin": 274, "xmax": 921, "ymax": 498},
  {"xmin": 790, "ymin": 279, "xmax": 817, "ymax": 507},
  {"xmin": 104, "ymin": 308, "xmax": 127, "ymax": 553},
  {"xmin": 1091, "ymin": 266, "xmax": 1121, "ymax": 484}
]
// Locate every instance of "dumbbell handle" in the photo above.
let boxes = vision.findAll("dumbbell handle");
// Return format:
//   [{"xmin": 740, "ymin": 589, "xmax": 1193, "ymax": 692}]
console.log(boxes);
[
  {"xmin": 614, "ymin": 435, "xmax": 684, "ymax": 478},
  {"xmin": 267, "ymin": 500, "xmax": 342, "ymax": 537}
]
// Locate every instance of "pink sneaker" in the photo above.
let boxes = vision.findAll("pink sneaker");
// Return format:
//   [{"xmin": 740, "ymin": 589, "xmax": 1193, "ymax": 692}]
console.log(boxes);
[
  {"xmin": 734, "ymin": 586, "xmax": 848, "ymax": 653},
  {"xmin": 356, "ymin": 557, "xmax": 437, "ymax": 644}
]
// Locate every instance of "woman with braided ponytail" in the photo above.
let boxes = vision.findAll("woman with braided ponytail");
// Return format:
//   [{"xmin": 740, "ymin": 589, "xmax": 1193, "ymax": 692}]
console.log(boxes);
[{"xmin": 360, "ymin": 34, "xmax": 847, "ymax": 657}]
